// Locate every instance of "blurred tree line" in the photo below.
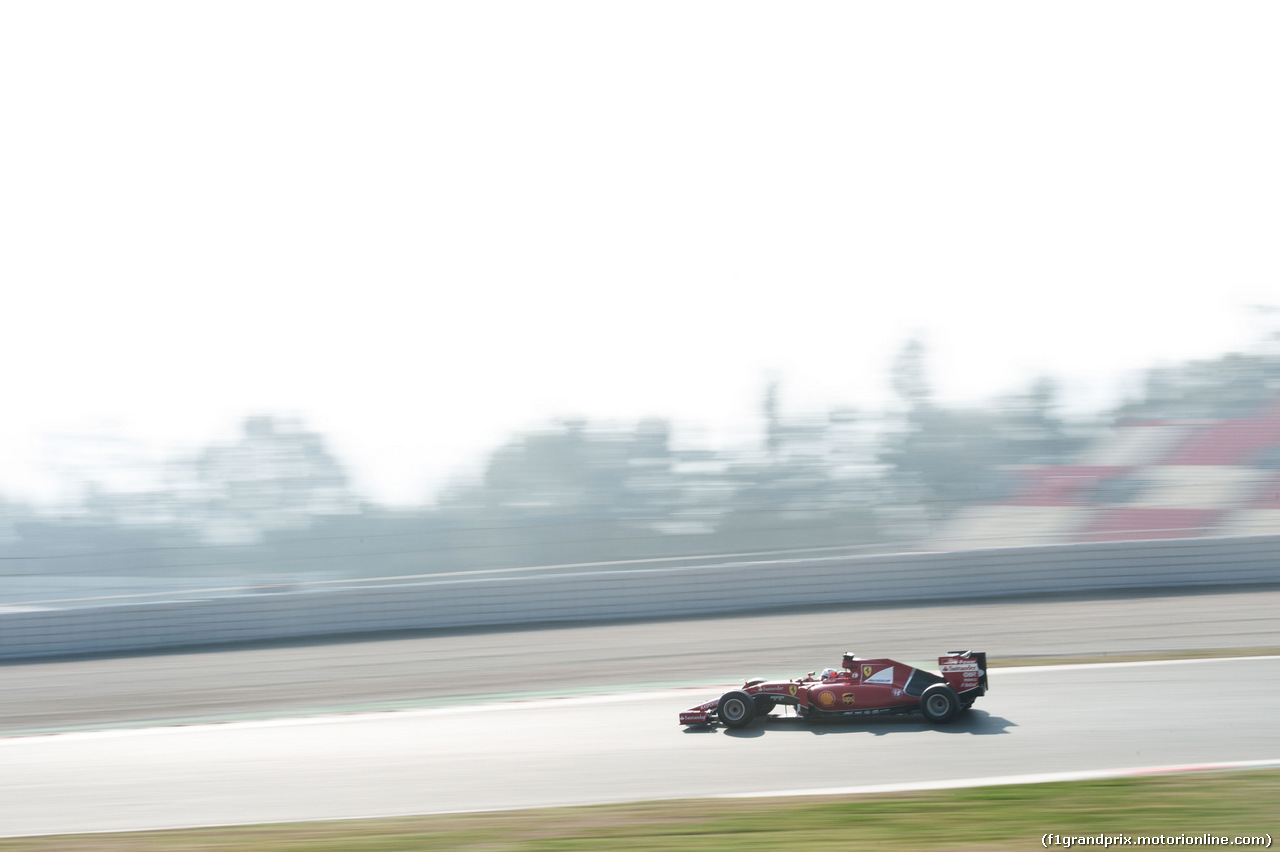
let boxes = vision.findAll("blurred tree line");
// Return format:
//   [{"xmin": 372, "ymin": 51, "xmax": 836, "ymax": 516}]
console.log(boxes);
[{"xmin": 3, "ymin": 340, "xmax": 1280, "ymax": 588}]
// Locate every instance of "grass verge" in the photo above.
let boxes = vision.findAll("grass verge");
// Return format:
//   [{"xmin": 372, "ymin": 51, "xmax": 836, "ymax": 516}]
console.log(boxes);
[{"xmin": 3, "ymin": 767, "xmax": 1277, "ymax": 851}]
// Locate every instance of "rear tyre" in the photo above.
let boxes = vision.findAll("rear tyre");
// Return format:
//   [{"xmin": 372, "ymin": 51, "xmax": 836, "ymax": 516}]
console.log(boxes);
[
  {"xmin": 717, "ymin": 690, "xmax": 757, "ymax": 729},
  {"xmin": 753, "ymin": 695, "xmax": 777, "ymax": 715},
  {"xmin": 920, "ymin": 684, "xmax": 960, "ymax": 724}
]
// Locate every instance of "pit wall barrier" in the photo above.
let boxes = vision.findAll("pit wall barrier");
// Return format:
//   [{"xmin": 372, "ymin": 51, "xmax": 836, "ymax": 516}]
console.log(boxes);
[{"xmin": 2, "ymin": 534, "xmax": 1277, "ymax": 660}]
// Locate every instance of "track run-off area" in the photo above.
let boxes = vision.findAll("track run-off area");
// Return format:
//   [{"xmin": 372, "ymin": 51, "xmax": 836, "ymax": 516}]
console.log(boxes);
[{"xmin": 1, "ymin": 588, "xmax": 1278, "ymax": 837}]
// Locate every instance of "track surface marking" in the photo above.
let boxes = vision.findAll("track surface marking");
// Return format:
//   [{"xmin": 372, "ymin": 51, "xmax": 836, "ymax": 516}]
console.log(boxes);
[{"xmin": 1, "ymin": 657, "xmax": 1278, "ymax": 837}]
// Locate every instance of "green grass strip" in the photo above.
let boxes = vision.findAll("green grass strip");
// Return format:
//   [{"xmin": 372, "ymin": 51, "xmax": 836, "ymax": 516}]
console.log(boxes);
[{"xmin": 3, "ymin": 767, "xmax": 1277, "ymax": 851}]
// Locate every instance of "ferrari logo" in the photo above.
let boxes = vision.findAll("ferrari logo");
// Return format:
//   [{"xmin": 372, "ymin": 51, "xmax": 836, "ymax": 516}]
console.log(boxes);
[
  {"xmin": 862, "ymin": 665, "xmax": 872, "ymax": 679},
  {"xmin": 789, "ymin": 684, "xmax": 797, "ymax": 696},
  {"xmin": 865, "ymin": 667, "xmax": 895, "ymax": 685}
]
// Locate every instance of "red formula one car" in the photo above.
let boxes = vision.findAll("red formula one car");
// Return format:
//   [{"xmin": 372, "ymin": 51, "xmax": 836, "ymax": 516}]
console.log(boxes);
[{"xmin": 679, "ymin": 650, "xmax": 987, "ymax": 728}]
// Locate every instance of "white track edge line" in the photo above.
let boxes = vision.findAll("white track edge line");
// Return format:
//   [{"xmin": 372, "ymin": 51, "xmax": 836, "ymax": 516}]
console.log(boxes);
[
  {"xmin": 4, "ymin": 655, "xmax": 1277, "ymax": 744},
  {"xmin": 3, "ymin": 759, "xmax": 1277, "ymax": 840},
  {"xmin": 996, "ymin": 655, "xmax": 1280, "ymax": 674},
  {"xmin": 716, "ymin": 759, "xmax": 1280, "ymax": 800}
]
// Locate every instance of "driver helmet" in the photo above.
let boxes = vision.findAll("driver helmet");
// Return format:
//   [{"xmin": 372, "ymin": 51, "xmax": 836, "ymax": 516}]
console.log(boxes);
[{"xmin": 821, "ymin": 668, "xmax": 838, "ymax": 681}]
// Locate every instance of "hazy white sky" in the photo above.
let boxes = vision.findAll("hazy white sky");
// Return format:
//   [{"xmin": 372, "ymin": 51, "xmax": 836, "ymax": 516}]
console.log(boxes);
[{"xmin": 3, "ymin": 2, "xmax": 1278, "ymax": 505}]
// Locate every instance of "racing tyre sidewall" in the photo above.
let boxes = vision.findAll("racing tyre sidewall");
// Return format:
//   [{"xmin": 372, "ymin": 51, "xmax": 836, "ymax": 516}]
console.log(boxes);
[
  {"xmin": 717, "ymin": 690, "xmax": 757, "ymax": 729},
  {"xmin": 920, "ymin": 684, "xmax": 960, "ymax": 724}
]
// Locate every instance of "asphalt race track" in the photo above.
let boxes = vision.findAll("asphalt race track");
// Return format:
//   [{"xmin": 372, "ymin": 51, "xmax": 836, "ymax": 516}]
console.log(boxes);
[
  {"xmin": 2, "ymin": 656, "xmax": 1279, "ymax": 837},
  {"xmin": 4, "ymin": 586, "xmax": 1279, "ymax": 734},
  {"xmin": 1, "ymin": 588, "xmax": 1278, "ymax": 837}
]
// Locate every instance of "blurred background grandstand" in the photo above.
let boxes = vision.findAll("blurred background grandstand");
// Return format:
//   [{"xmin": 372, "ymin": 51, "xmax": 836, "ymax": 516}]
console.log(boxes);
[
  {"xmin": 933, "ymin": 349, "xmax": 1280, "ymax": 549},
  {"xmin": 4, "ymin": 339, "xmax": 1280, "ymax": 612}
]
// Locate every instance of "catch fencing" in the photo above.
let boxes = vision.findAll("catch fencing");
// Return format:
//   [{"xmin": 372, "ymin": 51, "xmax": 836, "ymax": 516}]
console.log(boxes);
[{"xmin": 1, "ymin": 534, "xmax": 1277, "ymax": 660}]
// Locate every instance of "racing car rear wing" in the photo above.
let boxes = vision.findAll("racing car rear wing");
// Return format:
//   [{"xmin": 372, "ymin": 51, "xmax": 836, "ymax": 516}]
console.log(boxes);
[{"xmin": 938, "ymin": 650, "xmax": 987, "ymax": 694}]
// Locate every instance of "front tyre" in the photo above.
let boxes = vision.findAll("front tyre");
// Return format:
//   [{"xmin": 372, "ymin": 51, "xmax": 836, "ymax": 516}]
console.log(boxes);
[
  {"xmin": 717, "ymin": 690, "xmax": 758, "ymax": 729},
  {"xmin": 920, "ymin": 684, "xmax": 960, "ymax": 724},
  {"xmin": 753, "ymin": 695, "xmax": 777, "ymax": 715}
]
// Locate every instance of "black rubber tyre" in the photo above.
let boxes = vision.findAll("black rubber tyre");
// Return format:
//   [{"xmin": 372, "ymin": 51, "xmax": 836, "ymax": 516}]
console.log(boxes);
[
  {"xmin": 920, "ymin": 683, "xmax": 961, "ymax": 724},
  {"xmin": 753, "ymin": 695, "xmax": 777, "ymax": 715},
  {"xmin": 717, "ymin": 690, "xmax": 758, "ymax": 729}
]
